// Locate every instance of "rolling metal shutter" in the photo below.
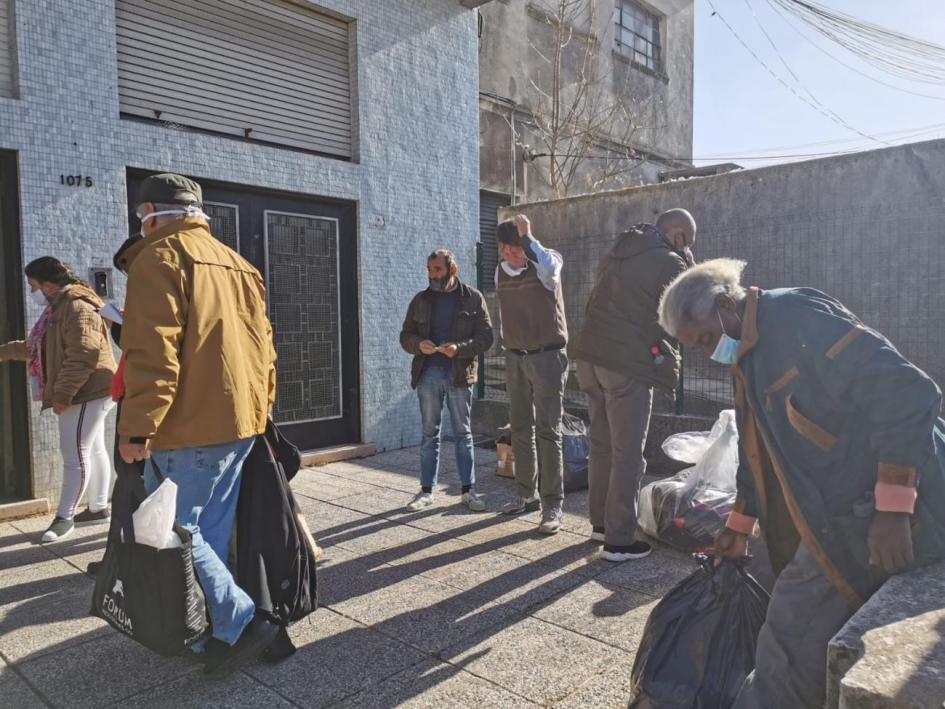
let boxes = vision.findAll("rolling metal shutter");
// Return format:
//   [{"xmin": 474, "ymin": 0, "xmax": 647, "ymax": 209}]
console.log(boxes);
[
  {"xmin": 0, "ymin": 0, "xmax": 14, "ymax": 97},
  {"xmin": 478, "ymin": 191, "xmax": 510, "ymax": 290},
  {"xmin": 115, "ymin": 0, "xmax": 353, "ymax": 158}
]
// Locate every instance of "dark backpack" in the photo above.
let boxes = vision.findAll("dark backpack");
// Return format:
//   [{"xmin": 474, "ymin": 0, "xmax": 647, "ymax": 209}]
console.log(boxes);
[{"xmin": 235, "ymin": 421, "xmax": 317, "ymax": 626}]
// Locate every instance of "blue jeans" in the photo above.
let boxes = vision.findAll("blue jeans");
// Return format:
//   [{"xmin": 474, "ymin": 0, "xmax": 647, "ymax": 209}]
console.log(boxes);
[
  {"xmin": 145, "ymin": 438, "xmax": 255, "ymax": 647},
  {"xmin": 417, "ymin": 366, "xmax": 475, "ymax": 489}
]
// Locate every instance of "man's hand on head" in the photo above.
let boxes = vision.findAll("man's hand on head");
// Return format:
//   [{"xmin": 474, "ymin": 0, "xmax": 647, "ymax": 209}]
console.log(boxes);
[{"xmin": 512, "ymin": 214, "xmax": 531, "ymax": 238}]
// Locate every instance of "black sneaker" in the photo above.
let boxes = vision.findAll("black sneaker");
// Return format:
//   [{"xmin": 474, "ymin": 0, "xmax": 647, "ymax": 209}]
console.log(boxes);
[
  {"xmin": 601, "ymin": 541, "xmax": 652, "ymax": 562},
  {"xmin": 74, "ymin": 508, "xmax": 110, "ymax": 526},
  {"xmin": 260, "ymin": 626, "xmax": 297, "ymax": 664},
  {"xmin": 203, "ymin": 615, "xmax": 279, "ymax": 676},
  {"xmin": 41, "ymin": 517, "xmax": 74, "ymax": 543}
]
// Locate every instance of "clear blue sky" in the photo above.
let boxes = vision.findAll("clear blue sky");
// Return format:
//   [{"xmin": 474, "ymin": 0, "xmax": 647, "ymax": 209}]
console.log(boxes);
[{"xmin": 693, "ymin": 0, "xmax": 945, "ymax": 166}]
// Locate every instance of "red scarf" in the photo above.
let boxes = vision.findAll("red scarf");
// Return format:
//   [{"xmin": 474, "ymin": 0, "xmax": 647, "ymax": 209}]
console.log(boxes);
[{"xmin": 111, "ymin": 354, "xmax": 126, "ymax": 402}]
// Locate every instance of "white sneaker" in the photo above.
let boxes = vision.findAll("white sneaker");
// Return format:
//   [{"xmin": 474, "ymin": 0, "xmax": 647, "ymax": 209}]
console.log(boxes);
[
  {"xmin": 461, "ymin": 491, "xmax": 486, "ymax": 512},
  {"xmin": 41, "ymin": 517, "xmax": 75, "ymax": 543},
  {"xmin": 539, "ymin": 506, "xmax": 563, "ymax": 535},
  {"xmin": 406, "ymin": 492, "xmax": 434, "ymax": 512},
  {"xmin": 591, "ymin": 526, "xmax": 605, "ymax": 543}
]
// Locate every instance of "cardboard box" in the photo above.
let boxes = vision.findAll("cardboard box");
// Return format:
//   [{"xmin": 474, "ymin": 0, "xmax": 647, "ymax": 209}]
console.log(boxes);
[{"xmin": 496, "ymin": 442, "xmax": 515, "ymax": 478}]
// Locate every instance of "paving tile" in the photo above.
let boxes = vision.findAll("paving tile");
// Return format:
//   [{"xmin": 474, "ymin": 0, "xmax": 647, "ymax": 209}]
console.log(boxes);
[
  {"xmin": 331, "ymin": 574, "xmax": 516, "ymax": 654},
  {"xmin": 595, "ymin": 551, "xmax": 698, "ymax": 597},
  {"xmin": 332, "ymin": 517, "xmax": 434, "ymax": 557},
  {"xmin": 291, "ymin": 471, "xmax": 377, "ymax": 502},
  {"xmin": 397, "ymin": 503, "xmax": 504, "ymax": 536},
  {"xmin": 116, "ymin": 671, "xmax": 297, "ymax": 709},
  {"xmin": 457, "ymin": 520, "xmax": 611, "ymax": 579},
  {"xmin": 441, "ymin": 616, "xmax": 628, "ymax": 705},
  {"xmin": 532, "ymin": 579, "xmax": 659, "ymax": 652},
  {"xmin": 0, "ymin": 659, "xmax": 47, "ymax": 709},
  {"xmin": 337, "ymin": 658, "xmax": 540, "ymax": 709},
  {"xmin": 0, "ymin": 529, "xmax": 59, "ymax": 573},
  {"xmin": 245, "ymin": 608, "xmax": 428, "ymax": 709},
  {"xmin": 316, "ymin": 544, "xmax": 418, "ymax": 608},
  {"xmin": 17, "ymin": 633, "xmax": 199, "ymax": 708},
  {"xmin": 423, "ymin": 546, "xmax": 587, "ymax": 612},
  {"xmin": 0, "ymin": 584, "xmax": 110, "ymax": 662},
  {"xmin": 330, "ymin": 488, "xmax": 424, "ymax": 518},
  {"xmin": 293, "ymin": 497, "xmax": 372, "ymax": 539},
  {"xmin": 0, "ymin": 557, "xmax": 92, "ymax": 608},
  {"xmin": 553, "ymin": 652, "xmax": 636, "ymax": 708}
]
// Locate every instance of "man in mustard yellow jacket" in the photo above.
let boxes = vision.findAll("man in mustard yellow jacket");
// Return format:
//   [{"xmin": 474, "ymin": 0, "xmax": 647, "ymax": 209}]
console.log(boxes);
[{"xmin": 118, "ymin": 173, "xmax": 278, "ymax": 674}]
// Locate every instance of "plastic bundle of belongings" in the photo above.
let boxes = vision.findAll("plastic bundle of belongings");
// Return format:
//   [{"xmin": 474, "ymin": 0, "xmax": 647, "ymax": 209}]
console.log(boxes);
[
  {"xmin": 638, "ymin": 410, "xmax": 739, "ymax": 552},
  {"xmin": 91, "ymin": 421, "xmax": 318, "ymax": 657},
  {"xmin": 495, "ymin": 412, "xmax": 590, "ymax": 491}
]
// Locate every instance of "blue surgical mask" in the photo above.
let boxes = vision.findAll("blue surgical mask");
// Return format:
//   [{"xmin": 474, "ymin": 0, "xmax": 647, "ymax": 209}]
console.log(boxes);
[{"xmin": 711, "ymin": 309, "xmax": 741, "ymax": 365}]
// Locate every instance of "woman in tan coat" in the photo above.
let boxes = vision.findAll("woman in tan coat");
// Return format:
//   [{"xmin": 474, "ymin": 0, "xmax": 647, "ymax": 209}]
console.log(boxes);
[{"xmin": 0, "ymin": 257, "xmax": 116, "ymax": 542}]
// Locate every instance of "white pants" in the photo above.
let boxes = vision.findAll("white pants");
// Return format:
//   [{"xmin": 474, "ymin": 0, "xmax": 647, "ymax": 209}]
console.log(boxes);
[{"xmin": 56, "ymin": 396, "xmax": 114, "ymax": 519}]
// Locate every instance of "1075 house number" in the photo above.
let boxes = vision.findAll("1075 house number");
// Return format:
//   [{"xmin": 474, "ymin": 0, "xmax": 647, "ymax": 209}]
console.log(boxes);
[{"xmin": 60, "ymin": 175, "xmax": 93, "ymax": 187}]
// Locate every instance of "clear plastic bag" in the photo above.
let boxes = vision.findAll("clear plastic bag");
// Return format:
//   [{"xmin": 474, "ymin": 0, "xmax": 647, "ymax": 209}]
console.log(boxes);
[
  {"xmin": 129, "ymin": 478, "xmax": 182, "ymax": 549},
  {"xmin": 638, "ymin": 410, "xmax": 739, "ymax": 551}
]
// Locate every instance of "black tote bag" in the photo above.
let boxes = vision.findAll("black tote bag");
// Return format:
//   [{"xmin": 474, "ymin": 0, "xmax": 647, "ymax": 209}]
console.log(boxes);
[{"xmin": 90, "ymin": 458, "xmax": 208, "ymax": 656}]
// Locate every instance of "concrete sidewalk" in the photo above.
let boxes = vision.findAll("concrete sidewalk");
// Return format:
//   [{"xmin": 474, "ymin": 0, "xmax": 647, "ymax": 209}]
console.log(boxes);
[{"xmin": 0, "ymin": 446, "xmax": 699, "ymax": 708}]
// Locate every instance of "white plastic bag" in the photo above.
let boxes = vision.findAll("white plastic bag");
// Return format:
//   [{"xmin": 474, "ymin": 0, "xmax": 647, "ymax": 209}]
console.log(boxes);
[
  {"xmin": 638, "ymin": 410, "xmax": 739, "ymax": 551},
  {"xmin": 130, "ymin": 478, "xmax": 182, "ymax": 549}
]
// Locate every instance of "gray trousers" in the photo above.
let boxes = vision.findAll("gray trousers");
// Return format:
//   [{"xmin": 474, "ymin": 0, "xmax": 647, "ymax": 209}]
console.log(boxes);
[
  {"xmin": 505, "ymin": 348, "xmax": 568, "ymax": 506},
  {"xmin": 576, "ymin": 361, "xmax": 652, "ymax": 547},
  {"xmin": 734, "ymin": 542, "xmax": 855, "ymax": 709}
]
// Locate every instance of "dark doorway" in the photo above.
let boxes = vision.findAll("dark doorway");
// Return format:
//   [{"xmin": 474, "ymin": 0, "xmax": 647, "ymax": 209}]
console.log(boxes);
[
  {"xmin": 0, "ymin": 153, "xmax": 31, "ymax": 500},
  {"xmin": 126, "ymin": 171, "xmax": 360, "ymax": 451}
]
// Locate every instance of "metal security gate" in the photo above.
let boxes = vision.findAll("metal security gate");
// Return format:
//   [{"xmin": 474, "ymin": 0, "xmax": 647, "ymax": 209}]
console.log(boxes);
[{"xmin": 126, "ymin": 171, "xmax": 360, "ymax": 450}]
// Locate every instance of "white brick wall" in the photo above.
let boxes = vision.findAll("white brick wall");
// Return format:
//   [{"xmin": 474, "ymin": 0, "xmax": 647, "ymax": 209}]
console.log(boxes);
[{"xmin": 0, "ymin": 0, "xmax": 481, "ymax": 501}]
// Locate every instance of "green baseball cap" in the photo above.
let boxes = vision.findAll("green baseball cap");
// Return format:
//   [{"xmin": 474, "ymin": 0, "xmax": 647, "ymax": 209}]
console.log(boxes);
[{"xmin": 137, "ymin": 173, "xmax": 203, "ymax": 207}]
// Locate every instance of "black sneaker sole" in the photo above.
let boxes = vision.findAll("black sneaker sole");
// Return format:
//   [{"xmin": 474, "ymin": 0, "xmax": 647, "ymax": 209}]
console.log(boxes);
[{"xmin": 204, "ymin": 623, "xmax": 279, "ymax": 676}]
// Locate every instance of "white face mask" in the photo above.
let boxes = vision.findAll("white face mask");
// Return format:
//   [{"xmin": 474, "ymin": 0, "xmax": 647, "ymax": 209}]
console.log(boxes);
[
  {"xmin": 30, "ymin": 289, "xmax": 49, "ymax": 307},
  {"xmin": 137, "ymin": 206, "xmax": 209, "ymax": 224}
]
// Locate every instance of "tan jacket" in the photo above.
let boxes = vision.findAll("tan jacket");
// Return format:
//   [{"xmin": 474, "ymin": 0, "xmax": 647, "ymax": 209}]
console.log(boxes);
[
  {"xmin": 0, "ymin": 284, "xmax": 116, "ymax": 409},
  {"xmin": 118, "ymin": 217, "xmax": 277, "ymax": 450}
]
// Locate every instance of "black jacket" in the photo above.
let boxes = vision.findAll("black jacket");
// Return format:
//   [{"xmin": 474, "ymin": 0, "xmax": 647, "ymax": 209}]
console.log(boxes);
[
  {"xmin": 235, "ymin": 421, "xmax": 317, "ymax": 626},
  {"xmin": 399, "ymin": 280, "xmax": 494, "ymax": 389}
]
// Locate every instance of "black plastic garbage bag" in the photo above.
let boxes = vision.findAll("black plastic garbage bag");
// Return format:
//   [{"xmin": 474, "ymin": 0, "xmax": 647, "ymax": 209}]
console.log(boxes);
[{"xmin": 628, "ymin": 556, "xmax": 769, "ymax": 709}]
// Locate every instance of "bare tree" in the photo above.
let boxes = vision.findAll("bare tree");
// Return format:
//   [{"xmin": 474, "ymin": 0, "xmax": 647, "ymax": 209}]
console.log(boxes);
[{"xmin": 519, "ymin": 0, "xmax": 644, "ymax": 198}]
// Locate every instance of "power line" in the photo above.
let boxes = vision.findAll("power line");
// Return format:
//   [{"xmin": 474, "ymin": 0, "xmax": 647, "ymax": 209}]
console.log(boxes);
[
  {"xmin": 766, "ymin": 0, "xmax": 945, "ymax": 101},
  {"xmin": 740, "ymin": 0, "xmax": 886, "ymax": 146},
  {"xmin": 706, "ymin": 0, "xmax": 889, "ymax": 146},
  {"xmin": 699, "ymin": 121, "xmax": 945, "ymax": 157},
  {"xmin": 772, "ymin": 0, "xmax": 945, "ymax": 84}
]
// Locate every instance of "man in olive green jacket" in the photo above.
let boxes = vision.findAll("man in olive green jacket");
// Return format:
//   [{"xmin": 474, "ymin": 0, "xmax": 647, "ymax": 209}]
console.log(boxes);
[
  {"xmin": 118, "ymin": 173, "xmax": 279, "ymax": 674},
  {"xmin": 572, "ymin": 209, "xmax": 696, "ymax": 561}
]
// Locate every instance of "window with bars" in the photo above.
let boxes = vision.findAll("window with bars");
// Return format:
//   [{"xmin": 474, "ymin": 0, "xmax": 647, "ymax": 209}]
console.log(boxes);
[{"xmin": 615, "ymin": 0, "xmax": 662, "ymax": 73}]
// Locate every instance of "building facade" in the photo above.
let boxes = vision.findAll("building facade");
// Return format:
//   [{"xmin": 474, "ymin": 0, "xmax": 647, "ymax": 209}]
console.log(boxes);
[
  {"xmin": 0, "ymin": 0, "xmax": 487, "ymax": 505},
  {"xmin": 477, "ymin": 0, "xmax": 694, "ymax": 253}
]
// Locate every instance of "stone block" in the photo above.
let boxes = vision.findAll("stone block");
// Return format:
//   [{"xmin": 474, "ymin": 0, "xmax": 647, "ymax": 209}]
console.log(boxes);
[{"xmin": 827, "ymin": 561, "xmax": 945, "ymax": 709}]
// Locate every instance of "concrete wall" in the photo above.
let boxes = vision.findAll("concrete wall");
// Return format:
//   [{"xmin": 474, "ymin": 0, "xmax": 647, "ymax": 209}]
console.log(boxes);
[
  {"xmin": 0, "ymin": 0, "xmax": 481, "ymax": 501},
  {"xmin": 478, "ymin": 0, "xmax": 694, "ymax": 201},
  {"xmin": 499, "ymin": 138, "xmax": 945, "ymax": 403}
]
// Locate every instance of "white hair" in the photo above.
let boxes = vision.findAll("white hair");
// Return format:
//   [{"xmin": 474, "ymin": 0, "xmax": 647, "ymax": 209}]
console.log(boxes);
[{"xmin": 658, "ymin": 258, "xmax": 747, "ymax": 336}]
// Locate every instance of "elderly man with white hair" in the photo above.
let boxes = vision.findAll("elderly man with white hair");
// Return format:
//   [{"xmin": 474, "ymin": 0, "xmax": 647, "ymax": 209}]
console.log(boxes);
[
  {"xmin": 657, "ymin": 258, "xmax": 945, "ymax": 708},
  {"xmin": 572, "ymin": 208, "xmax": 696, "ymax": 562}
]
